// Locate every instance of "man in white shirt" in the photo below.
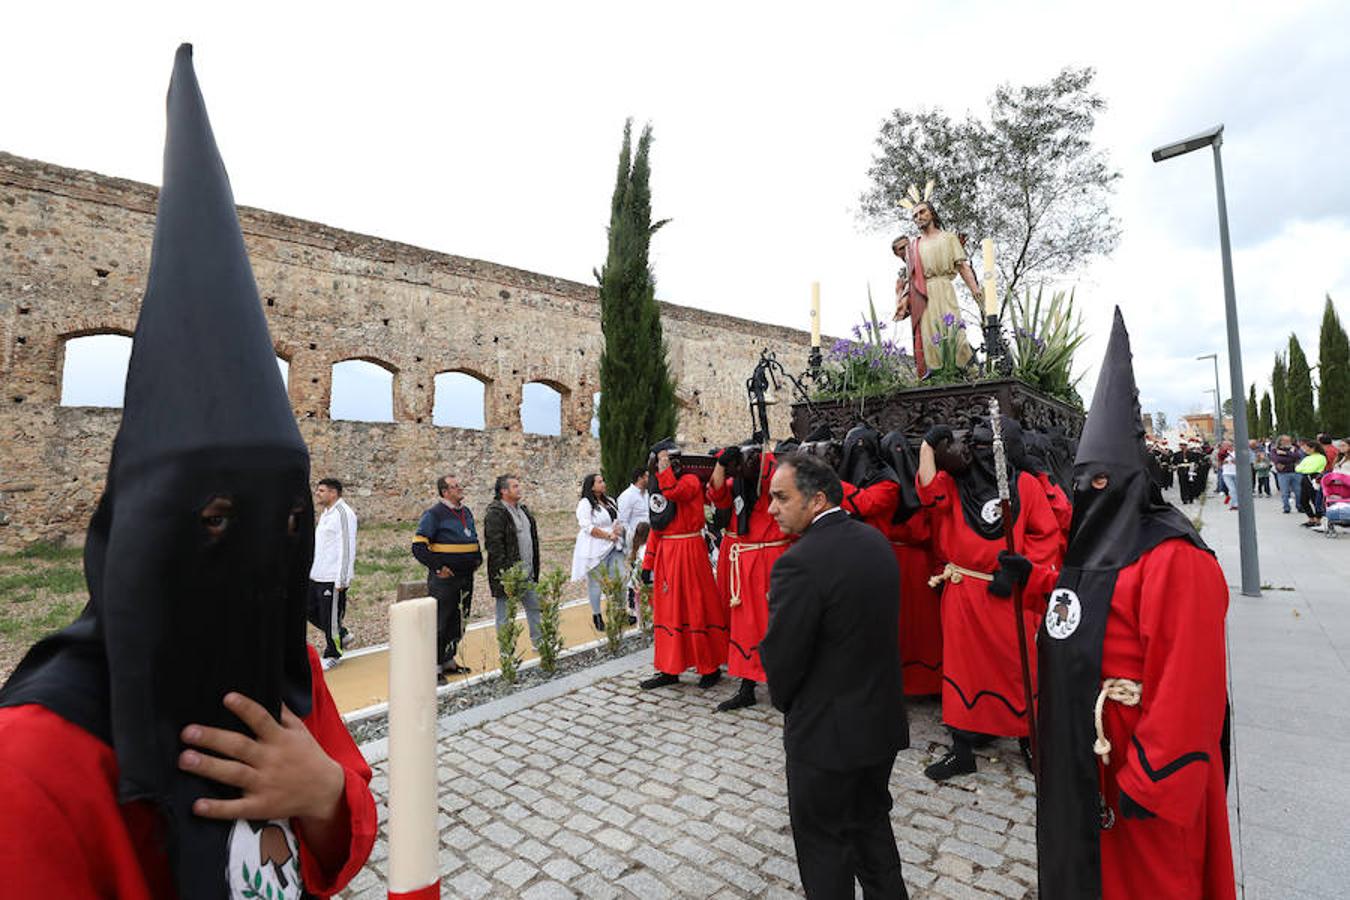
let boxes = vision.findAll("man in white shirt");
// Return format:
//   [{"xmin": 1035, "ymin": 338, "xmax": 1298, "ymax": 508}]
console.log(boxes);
[
  {"xmin": 615, "ymin": 467, "xmax": 650, "ymax": 552},
  {"xmin": 308, "ymin": 477, "xmax": 358, "ymax": 670}
]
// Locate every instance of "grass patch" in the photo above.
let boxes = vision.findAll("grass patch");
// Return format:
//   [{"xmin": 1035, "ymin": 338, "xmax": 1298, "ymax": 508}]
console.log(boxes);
[
  {"xmin": 0, "ymin": 567, "xmax": 85, "ymax": 595},
  {"xmin": 7, "ymin": 542, "xmax": 82, "ymax": 564},
  {"xmin": 36, "ymin": 599, "xmax": 82, "ymax": 631}
]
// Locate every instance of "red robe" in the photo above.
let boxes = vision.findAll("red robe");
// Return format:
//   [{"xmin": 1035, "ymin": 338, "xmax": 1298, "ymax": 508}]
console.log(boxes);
[
  {"xmin": 645, "ymin": 467, "xmax": 729, "ymax": 675},
  {"xmin": 707, "ymin": 455, "xmax": 792, "ymax": 682},
  {"xmin": 0, "ymin": 647, "xmax": 376, "ymax": 899},
  {"xmin": 886, "ymin": 509, "xmax": 944, "ymax": 696},
  {"xmin": 918, "ymin": 469, "xmax": 1062, "ymax": 736},
  {"xmin": 1037, "ymin": 471, "xmax": 1073, "ymax": 548},
  {"xmin": 840, "ymin": 479, "xmax": 900, "ymax": 535},
  {"xmin": 1098, "ymin": 540, "xmax": 1236, "ymax": 900}
]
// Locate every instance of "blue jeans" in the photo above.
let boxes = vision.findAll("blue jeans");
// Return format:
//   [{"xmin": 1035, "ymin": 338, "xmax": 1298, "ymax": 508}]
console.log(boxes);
[
  {"xmin": 586, "ymin": 547, "xmax": 626, "ymax": 615},
  {"xmin": 1222, "ymin": 473, "xmax": 1240, "ymax": 508},
  {"xmin": 1276, "ymin": 471, "xmax": 1300, "ymax": 512},
  {"xmin": 1327, "ymin": 505, "xmax": 1350, "ymax": 525}
]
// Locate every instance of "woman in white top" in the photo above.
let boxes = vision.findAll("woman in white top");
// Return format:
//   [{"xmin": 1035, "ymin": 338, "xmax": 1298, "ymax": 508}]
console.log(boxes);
[{"xmin": 571, "ymin": 473, "xmax": 626, "ymax": 630}]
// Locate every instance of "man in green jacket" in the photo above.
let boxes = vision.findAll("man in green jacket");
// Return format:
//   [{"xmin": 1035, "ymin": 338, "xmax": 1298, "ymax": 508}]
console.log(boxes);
[{"xmin": 483, "ymin": 474, "xmax": 543, "ymax": 648}]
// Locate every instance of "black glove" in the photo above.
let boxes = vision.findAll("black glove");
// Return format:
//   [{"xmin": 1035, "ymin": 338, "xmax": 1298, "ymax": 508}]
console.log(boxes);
[
  {"xmin": 989, "ymin": 550, "xmax": 1032, "ymax": 597},
  {"xmin": 718, "ymin": 445, "xmax": 742, "ymax": 468},
  {"xmin": 1118, "ymin": 789, "xmax": 1156, "ymax": 820},
  {"xmin": 924, "ymin": 424, "xmax": 954, "ymax": 448},
  {"xmin": 641, "ymin": 569, "xmax": 653, "ymax": 585}
]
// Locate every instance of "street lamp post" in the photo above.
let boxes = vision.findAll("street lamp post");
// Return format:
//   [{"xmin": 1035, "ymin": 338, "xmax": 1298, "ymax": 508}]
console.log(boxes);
[
  {"xmin": 1153, "ymin": 124, "xmax": 1261, "ymax": 597},
  {"xmin": 1197, "ymin": 353, "xmax": 1224, "ymax": 444}
]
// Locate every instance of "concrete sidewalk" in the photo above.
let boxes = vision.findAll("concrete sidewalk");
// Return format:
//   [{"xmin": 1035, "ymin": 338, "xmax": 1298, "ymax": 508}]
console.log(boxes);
[{"xmin": 1201, "ymin": 486, "xmax": 1350, "ymax": 900}]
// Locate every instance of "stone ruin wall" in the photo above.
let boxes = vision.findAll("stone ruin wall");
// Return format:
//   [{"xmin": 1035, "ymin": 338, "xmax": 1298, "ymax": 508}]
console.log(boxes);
[{"xmin": 0, "ymin": 152, "xmax": 813, "ymax": 552}]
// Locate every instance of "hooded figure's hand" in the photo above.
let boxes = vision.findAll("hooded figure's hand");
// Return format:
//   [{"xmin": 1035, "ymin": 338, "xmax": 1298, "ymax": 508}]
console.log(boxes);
[
  {"xmin": 923, "ymin": 425, "xmax": 954, "ymax": 448},
  {"xmin": 989, "ymin": 550, "xmax": 1032, "ymax": 597}
]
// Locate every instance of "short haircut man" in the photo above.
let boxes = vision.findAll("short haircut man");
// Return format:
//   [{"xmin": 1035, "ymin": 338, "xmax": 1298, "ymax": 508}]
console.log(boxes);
[{"xmin": 318, "ymin": 477, "xmax": 343, "ymax": 494}]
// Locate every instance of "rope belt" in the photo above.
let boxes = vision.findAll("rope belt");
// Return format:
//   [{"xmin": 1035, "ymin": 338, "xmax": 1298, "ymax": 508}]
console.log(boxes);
[
  {"xmin": 1093, "ymin": 678, "xmax": 1142, "ymax": 765},
  {"xmin": 726, "ymin": 539, "xmax": 791, "ymax": 607},
  {"xmin": 663, "ymin": 531, "xmax": 703, "ymax": 540},
  {"xmin": 927, "ymin": 562, "xmax": 994, "ymax": 588}
]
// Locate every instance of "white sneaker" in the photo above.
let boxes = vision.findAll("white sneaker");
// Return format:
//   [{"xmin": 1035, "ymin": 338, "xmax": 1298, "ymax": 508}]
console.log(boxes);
[{"xmin": 321, "ymin": 656, "xmax": 340, "ymax": 671}]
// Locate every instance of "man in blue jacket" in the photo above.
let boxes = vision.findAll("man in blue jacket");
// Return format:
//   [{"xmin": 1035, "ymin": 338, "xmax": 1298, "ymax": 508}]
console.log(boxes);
[{"xmin": 412, "ymin": 474, "xmax": 483, "ymax": 680}]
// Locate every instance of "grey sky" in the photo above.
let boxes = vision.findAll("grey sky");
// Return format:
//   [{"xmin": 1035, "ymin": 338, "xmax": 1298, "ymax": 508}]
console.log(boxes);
[{"xmin": 9, "ymin": 0, "xmax": 1349, "ymax": 431}]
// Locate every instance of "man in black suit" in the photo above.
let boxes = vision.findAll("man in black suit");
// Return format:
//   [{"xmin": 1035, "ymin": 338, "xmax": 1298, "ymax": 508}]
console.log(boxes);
[{"xmin": 760, "ymin": 453, "xmax": 910, "ymax": 899}]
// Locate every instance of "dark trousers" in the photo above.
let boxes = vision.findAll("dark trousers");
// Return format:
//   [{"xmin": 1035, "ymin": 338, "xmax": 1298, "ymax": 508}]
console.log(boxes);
[
  {"xmin": 307, "ymin": 581, "xmax": 347, "ymax": 659},
  {"xmin": 428, "ymin": 570, "xmax": 474, "ymax": 667},
  {"xmin": 1257, "ymin": 474, "xmax": 1271, "ymax": 495},
  {"xmin": 786, "ymin": 755, "xmax": 908, "ymax": 899}
]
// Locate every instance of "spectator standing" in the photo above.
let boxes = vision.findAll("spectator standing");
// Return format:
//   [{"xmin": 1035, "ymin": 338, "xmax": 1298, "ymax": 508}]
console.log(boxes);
[
  {"xmin": 309, "ymin": 477, "xmax": 358, "ymax": 669},
  {"xmin": 412, "ymin": 474, "xmax": 482, "ymax": 680},
  {"xmin": 572, "ymin": 473, "xmax": 625, "ymax": 631},
  {"xmin": 1254, "ymin": 451, "xmax": 1273, "ymax": 497},
  {"xmin": 483, "ymin": 474, "xmax": 542, "ymax": 649},
  {"xmin": 1295, "ymin": 440, "xmax": 1328, "ymax": 528},
  {"xmin": 760, "ymin": 453, "xmax": 910, "ymax": 898},
  {"xmin": 1271, "ymin": 435, "xmax": 1303, "ymax": 514},
  {"xmin": 625, "ymin": 521, "xmax": 652, "ymax": 624},
  {"xmin": 1220, "ymin": 443, "xmax": 1240, "ymax": 511},
  {"xmin": 1320, "ymin": 433, "xmax": 1340, "ymax": 470},
  {"xmin": 616, "ymin": 467, "xmax": 651, "ymax": 552},
  {"xmin": 1322, "ymin": 441, "xmax": 1350, "ymax": 529}
]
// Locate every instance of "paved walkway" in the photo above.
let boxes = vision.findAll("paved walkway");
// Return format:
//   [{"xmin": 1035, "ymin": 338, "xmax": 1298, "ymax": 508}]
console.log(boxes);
[
  {"xmin": 1204, "ymin": 487, "xmax": 1350, "ymax": 900},
  {"xmin": 332, "ymin": 482, "xmax": 1350, "ymax": 899}
]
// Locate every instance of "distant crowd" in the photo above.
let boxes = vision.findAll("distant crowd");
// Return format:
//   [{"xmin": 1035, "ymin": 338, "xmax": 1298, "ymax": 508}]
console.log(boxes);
[{"xmin": 1146, "ymin": 431, "xmax": 1350, "ymax": 532}]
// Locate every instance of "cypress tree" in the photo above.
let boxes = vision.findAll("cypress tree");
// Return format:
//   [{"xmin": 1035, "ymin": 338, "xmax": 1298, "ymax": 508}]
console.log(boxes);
[
  {"xmin": 1271, "ymin": 353, "xmax": 1288, "ymax": 433},
  {"xmin": 1286, "ymin": 334, "xmax": 1316, "ymax": 438},
  {"xmin": 596, "ymin": 119, "xmax": 678, "ymax": 490},
  {"xmin": 1245, "ymin": 384, "xmax": 1259, "ymax": 438},
  {"xmin": 1259, "ymin": 391, "xmax": 1273, "ymax": 439},
  {"xmin": 1317, "ymin": 294, "xmax": 1350, "ymax": 435}
]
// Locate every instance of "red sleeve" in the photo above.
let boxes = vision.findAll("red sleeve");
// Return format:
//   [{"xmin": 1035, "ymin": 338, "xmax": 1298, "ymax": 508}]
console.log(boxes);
[
  {"xmin": 294, "ymin": 648, "xmax": 377, "ymax": 897},
  {"xmin": 706, "ymin": 477, "xmax": 732, "ymax": 509},
  {"xmin": 1017, "ymin": 473, "xmax": 1063, "ymax": 600},
  {"xmin": 841, "ymin": 480, "xmax": 900, "ymax": 520},
  {"xmin": 659, "ymin": 469, "xmax": 703, "ymax": 503},
  {"xmin": 1115, "ymin": 543, "xmax": 1230, "ymax": 826},
  {"xmin": 642, "ymin": 528, "xmax": 662, "ymax": 572},
  {"xmin": 0, "ymin": 750, "xmax": 105, "ymax": 897},
  {"xmin": 916, "ymin": 470, "xmax": 955, "ymax": 510}
]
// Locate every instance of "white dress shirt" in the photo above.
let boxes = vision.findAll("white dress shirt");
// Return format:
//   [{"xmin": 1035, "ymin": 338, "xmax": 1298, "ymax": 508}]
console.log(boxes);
[
  {"xmin": 616, "ymin": 483, "xmax": 650, "ymax": 550},
  {"xmin": 310, "ymin": 498, "xmax": 358, "ymax": 587}
]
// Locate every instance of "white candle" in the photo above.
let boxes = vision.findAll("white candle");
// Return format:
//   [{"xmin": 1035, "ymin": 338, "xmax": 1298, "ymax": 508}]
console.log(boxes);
[
  {"xmin": 981, "ymin": 239, "xmax": 997, "ymax": 317},
  {"xmin": 810, "ymin": 282, "xmax": 821, "ymax": 347},
  {"xmin": 387, "ymin": 596, "xmax": 440, "ymax": 896}
]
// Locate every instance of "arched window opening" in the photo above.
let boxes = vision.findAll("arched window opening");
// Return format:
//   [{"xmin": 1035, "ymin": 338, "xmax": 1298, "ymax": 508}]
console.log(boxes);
[
  {"xmin": 60, "ymin": 333, "xmax": 132, "ymax": 407},
  {"xmin": 433, "ymin": 371, "xmax": 487, "ymax": 430},
  {"xmin": 591, "ymin": 392, "xmax": 601, "ymax": 438},
  {"xmin": 330, "ymin": 359, "xmax": 395, "ymax": 423},
  {"xmin": 520, "ymin": 382, "xmax": 563, "ymax": 436}
]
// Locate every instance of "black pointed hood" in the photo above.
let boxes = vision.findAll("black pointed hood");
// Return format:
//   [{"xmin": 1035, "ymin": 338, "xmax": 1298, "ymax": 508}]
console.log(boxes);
[
  {"xmin": 880, "ymin": 430, "xmax": 923, "ymax": 522},
  {"xmin": 839, "ymin": 425, "xmax": 898, "ymax": 488},
  {"xmin": 1065, "ymin": 308, "xmax": 1205, "ymax": 569},
  {"xmin": 1, "ymin": 45, "xmax": 313, "ymax": 900}
]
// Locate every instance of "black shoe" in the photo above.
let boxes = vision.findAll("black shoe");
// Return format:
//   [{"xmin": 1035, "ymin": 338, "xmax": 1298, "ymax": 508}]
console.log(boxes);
[
  {"xmin": 639, "ymin": 672, "xmax": 680, "ymax": 690},
  {"xmin": 697, "ymin": 670, "xmax": 723, "ymax": 689},
  {"xmin": 592, "ymin": 613, "xmax": 605, "ymax": 631},
  {"xmin": 716, "ymin": 680, "xmax": 757, "ymax": 712},
  {"xmin": 626, "ymin": 614, "xmax": 638, "ymax": 625},
  {"xmin": 443, "ymin": 662, "xmax": 471, "ymax": 675},
  {"xmin": 437, "ymin": 672, "xmax": 449, "ymax": 685},
  {"xmin": 924, "ymin": 749, "xmax": 977, "ymax": 782},
  {"xmin": 1019, "ymin": 737, "xmax": 1035, "ymax": 774}
]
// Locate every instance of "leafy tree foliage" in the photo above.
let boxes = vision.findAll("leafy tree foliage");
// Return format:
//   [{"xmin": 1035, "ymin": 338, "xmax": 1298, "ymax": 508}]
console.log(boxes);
[
  {"xmin": 596, "ymin": 120, "xmax": 678, "ymax": 489},
  {"xmin": 1317, "ymin": 295, "xmax": 1350, "ymax": 435},
  {"xmin": 1286, "ymin": 335, "xmax": 1316, "ymax": 438},
  {"xmin": 1246, "ymin": 385, "xmax": 1259, "ymax": 439},
  {"xmin": 860, "ymin": 67, "xmax": 1120, "ymax": 302}
]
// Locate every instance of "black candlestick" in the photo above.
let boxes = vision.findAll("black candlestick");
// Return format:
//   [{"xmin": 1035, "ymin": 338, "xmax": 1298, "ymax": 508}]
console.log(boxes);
[
  {"xmin": 983, "ymin": 314, "xmax": 1012, "ymax": 377},
  {"xmin": 808, "ymin": 345, "xmax": 822, "ymax": 379}
]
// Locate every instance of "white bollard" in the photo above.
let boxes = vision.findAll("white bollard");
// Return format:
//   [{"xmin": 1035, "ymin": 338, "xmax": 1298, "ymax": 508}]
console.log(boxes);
[{"xmin": 386, "ymin": 596, "xmax": 440, "ymax": 899}]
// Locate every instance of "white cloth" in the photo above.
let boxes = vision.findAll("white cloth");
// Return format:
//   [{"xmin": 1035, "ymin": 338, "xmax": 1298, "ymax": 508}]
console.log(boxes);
[
  {"xmin": 571, "ymin": 499, "xmax": 622, "ymax": 581},
  {"xmin": 616, "ymin": 484, "xmax": 649, "ymax": 550},
  {"xmin": 310, "ymin": 498, "xmax": 357, "ymax": 587}
]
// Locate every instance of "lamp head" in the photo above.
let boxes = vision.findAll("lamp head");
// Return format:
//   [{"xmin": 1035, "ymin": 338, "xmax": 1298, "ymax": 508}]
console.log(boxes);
[{"xmin": 1151, "ymin": 124, "xmax": 1224, "ymax": 162}]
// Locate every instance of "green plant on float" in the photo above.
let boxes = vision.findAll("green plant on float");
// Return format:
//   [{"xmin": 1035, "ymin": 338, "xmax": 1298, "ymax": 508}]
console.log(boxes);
[{"xmin": 1006, "ymin": 285, "xmax": 1087, "ymax": 408}]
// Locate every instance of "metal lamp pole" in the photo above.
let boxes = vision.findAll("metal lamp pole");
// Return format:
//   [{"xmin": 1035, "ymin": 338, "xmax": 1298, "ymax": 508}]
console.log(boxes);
[
  {"xmin": 1153, "ymin": 124, "xmax": 1260, "ymax": 597},
  {"xmin": 1197, "ymin": 353, "xmax": 1224, "ymax": 444}
]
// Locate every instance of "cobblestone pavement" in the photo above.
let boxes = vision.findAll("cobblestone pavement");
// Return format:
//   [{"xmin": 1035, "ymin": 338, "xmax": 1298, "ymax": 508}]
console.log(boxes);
[{"xmin": 338, "ymin": 656, "xmax": 1039, "ymax": 899}]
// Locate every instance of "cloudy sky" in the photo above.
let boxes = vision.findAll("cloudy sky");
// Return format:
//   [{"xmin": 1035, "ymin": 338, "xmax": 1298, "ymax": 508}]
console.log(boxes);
[{"xmin": 6, "ymin": 0, "xmax": 1349, "ymax": 431}]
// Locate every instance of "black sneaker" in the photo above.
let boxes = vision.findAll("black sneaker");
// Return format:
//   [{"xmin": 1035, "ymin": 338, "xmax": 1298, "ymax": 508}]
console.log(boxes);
[
  {"xmin": 698, "ymin": 670, "xmax": 723, "ymax": 689},
  {"xmin": 716, "ymin": 683, "xmax": 757, "ymax": 712},
  {"xmin": 639, "ymin": 672, "xmax": 680, "ymax": 690},
  {"xmin": 592, "ymin": 613, "xmax": 605, "ymax": 631},
  {"xmin": 924, "ymin": 750, "xmax": 977, "ymax": 782}
]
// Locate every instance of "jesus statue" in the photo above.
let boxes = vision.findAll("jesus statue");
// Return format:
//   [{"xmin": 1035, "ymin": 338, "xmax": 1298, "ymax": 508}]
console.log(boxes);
[{"xmin": 893, "ymin": 193, "xmax": 981, "ymax": 377}]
